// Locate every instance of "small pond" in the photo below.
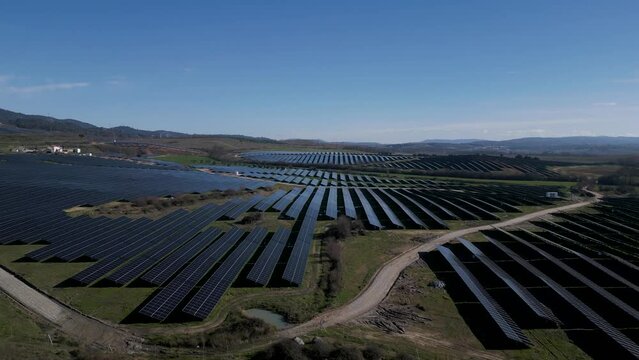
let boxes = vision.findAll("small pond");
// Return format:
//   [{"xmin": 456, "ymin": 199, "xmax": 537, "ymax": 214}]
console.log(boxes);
[{"xmin": 244, "ymin": 308, "xmax": 290, "ymax": 329}]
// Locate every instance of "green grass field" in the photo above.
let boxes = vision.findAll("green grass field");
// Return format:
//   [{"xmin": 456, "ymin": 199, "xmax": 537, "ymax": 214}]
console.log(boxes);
[
  {"xmin": 154, "ymin": 154, "xmax": 217, "ymax": 165},
  {"xmin": 0, "ymin": 245, "xmax": 154, "ymax": 323},
  {"xmin": 0, "ymin": 293, "xmax": 76, "ymax": 359}
]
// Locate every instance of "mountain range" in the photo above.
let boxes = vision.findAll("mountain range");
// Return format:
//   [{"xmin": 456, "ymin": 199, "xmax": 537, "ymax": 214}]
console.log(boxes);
[{"xmin": 1, "ymin": 107, "xmax": 638, "ymax": 154}]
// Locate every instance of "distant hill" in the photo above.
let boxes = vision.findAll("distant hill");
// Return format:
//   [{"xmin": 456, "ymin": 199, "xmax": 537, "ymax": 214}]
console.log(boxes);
[
  {"xmin": 0, "ymin": 108, "xmax": 188, "ymax": 138},
  {"xmin": 2, "ymin": 107, "xmax": 638, "ymax": 155},
  {"xmin": 385, "ymin": 136, "xmax": 639, "ymax": 155}
]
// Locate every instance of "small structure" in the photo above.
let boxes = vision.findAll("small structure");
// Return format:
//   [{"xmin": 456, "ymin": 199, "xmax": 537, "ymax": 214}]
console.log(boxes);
[
  {"xmin": 545, "ymin": 191, "xmax": 560, "ymax": 199},
  {"xmin": 51, "ymin": 145, "xmax": 63, "ymax": 153}
]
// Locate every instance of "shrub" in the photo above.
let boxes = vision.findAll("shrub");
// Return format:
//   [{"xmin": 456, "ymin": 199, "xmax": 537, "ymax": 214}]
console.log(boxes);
[{"xmin": 237, "ymin": 212, "xmax": 263, "ymax": 224}]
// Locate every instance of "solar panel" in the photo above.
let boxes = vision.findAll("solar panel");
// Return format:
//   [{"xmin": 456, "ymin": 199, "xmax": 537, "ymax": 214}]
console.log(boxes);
[
  {"xmin": 353, "ymin": 188, "xmax": 382, "ymax": 229},
  {"xmin": 106, "ymin": 205, "xmax": 222, "ymax": 285},
  {"xmin": 341, "ymin": 187, "xmax": 356, "ymax": 219},
  {"xmin": 23, "ymin": 217, "xmax": 128, "ymax": 260},
  {"xmin": 486, "ymin": 235, "xmax": 639, "ymax": 357},
  {"xmin": 437, "ymin": 245, "xmax": 532, "ymax": 346},
  {"xmin": 457, "ymin": 237, "xmax": 560, "ymax": 323},
  {"xmin": 520, "ymin": 228, "xmax": 639, "ymax": 292},
  {"xmin": 325, "ymin": 187, "xmax": 338, "ymax": 219},
  {"xmin": 138, "ymin": 227, "xmax": 246, "ymax": 321},
  {"xmin": 183, "ymin": 227, "xmax": 268, "ymax": 319},
  {"xmin": 409, "ymin": 192, "xmax": 459, "ymax": 219},
  {"xmin": 246, "ymin": 227, "xmax": 291, "ymax": 285},
  {"xmin": 377, "ymin": 188, "xmax": 425, "ymax": 228},
  {"xmin": 254, "ymin": 189, "xmax": 287, "ymax": 211},
  {"xmin": 282, "ymin": 189, "xmax": 323, "ymax": 285},
  {"xmin": 140, "ymin": 228, "xmax": 222, "ymax": 286},
  {"xmin": 521, "ymin": 225, "xmax": 639, "ymax": 280},
  {"xmin": 499, "ymin": 230, "xmax": 639, "ymax": 321},
  {"xmin": 390, "ymin": 189, "xmax": 448, "ymax": 229},
  {"xmin": 223, "ymin": 194, "xmax": 265, "ymax": 219},
  {"xmin": 38, "ymin": 217, "xmax": 151, "ymax": 261},
  {"xmin": 70, "ymin": 210, "xmax": 193, "ymax": 285},
  {"xmin": 284, "ymin": 187, "xmax": 315, "ymax": 219},
  {"xmin": 272, "ymin": 187, "xmax": 303, "ymax": 211}
]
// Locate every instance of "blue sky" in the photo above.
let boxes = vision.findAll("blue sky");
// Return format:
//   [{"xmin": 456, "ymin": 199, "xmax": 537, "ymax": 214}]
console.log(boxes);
[{"xmin": 1, "ymin": 1, "xmax": 638, "ymax": 143}]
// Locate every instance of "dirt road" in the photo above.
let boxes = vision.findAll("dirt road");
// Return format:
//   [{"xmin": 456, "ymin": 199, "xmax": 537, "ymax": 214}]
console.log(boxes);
[
  {"xmin": 280, "ymin": 194, "xmax": 600, "ymax": 337},
  {"xmin": 0, "ymin": 266, "xmax": 141, "ymax": 352}
]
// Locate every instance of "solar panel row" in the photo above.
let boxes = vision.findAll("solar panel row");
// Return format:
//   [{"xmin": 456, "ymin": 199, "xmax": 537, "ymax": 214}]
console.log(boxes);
[
  {"xmin": 138, "ymin": 227, "xmax": 246, "ymax": 321},
  {"xmin": 282, "ymin": 187, "xmax": 325, "ymax": 285},
  {"xmin": 140, "ymin": 228, "xmax": 223, "ymax": 286},
  {"xmin": 272, "ymin": 188, "xmax": 303, "ymax": 211},
  {"xmin": 246, "ymin": 227, "xmax": 291, "ymax": 285},
  {"xmin": 457, "ymin": 237, "xmax": 559, "ymax": 323},
  {"xmin": 437, "ymin": 245, "xmax": 532, "ymax": 346},
  {"xmin": 223, "ymin": 195, "xmax": 265, "ymax": 219},
  {"xmin": 499, "ymin": 230, "xmax": 639, "ymax": 321},
  {"xmin": 69, "ymin": 209, "xmax": 193, "ymax": 285},
  {"xmin": 518, "ymin": 228, "xmax": 639, "ymax": 292},
  {"xmin": 353, "ymin": 188, "xmax": 382, "ymax": 229},
  {"xmin": 325, "ymin": 187, "xmax": 338, "ymax": 219},
  {"xmin": 485, "ymin": 235, "xmax": 639, "ymax": 357},
  {"xmin": 105, "ymin": 204, "xmax": 222, "ymax": 285},
  {"xmin": 391, "ymin": 189, "xmax": 448, "ymax": 229},
  {"xmin": 284, "ymin": 187, "xmax": 315, "ymax": 219},
  {"xmin": 254, "ymin": 189, "xmax": 287, "ymax": 211},
  {"xmin": 342, "ymin": 187, "xmax": 357, "ymax": 219},
  {"xmin": 183, "ymin": 227, "xmax": 268, "ymax": 319}
]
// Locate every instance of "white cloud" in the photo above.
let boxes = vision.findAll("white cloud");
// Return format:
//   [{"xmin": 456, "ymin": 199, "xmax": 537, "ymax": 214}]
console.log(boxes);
[
  {"xmin": 0, "ymin": 74, "xmax": 12, "ymax": 84},
  {"xmin": 106, "ymin": 76, "xmax": 127, "ymax": 86},
  {"xmin": 7, "ymin": 82, "xmax": 89, "ymax": 94},
  {"xmin": 592, "ymin": 102, "xmax": 617, "ymax": 107}
]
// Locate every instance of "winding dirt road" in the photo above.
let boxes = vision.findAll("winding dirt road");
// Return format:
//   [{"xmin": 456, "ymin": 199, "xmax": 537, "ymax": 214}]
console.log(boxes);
[
  {"xmin": 0, "ymin": 192, "xmax": 600, "ymax": 351},
  {"xmin": 280, "ymin": 192, "xmax": 601, "ymax": 337}
]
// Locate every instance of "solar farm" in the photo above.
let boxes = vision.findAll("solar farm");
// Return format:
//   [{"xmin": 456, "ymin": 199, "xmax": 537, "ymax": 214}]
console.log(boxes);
[
  {"xmin": 0, "ymin": 150, "xmax": 636, "ymax": 359},
  {"xmin": 425, "ymin": 197, "xmax": 639, "ymax": 358},
  {"xmin": 240, "ymin": 151, "xmax": 560, "ymax": 178}
]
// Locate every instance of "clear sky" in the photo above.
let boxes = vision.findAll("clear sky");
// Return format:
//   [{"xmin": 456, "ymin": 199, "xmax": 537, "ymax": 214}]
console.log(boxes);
[{"xmin": 1, "ymin": 1, "xmax": 638, "ymax": 143}]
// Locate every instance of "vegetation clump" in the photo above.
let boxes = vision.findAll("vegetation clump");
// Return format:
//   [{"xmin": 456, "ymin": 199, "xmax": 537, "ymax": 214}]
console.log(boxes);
[
  {"xmin": 317, "ymin": 216, "xmax": 365, "ymax": 298},
  {"xmin": 147, "ymin": 312, "xmax": 274, "ymax": 350},
  {"xmin": 237, "ymin": 212, "xmax": 263, "ymax": 224},
  {"xmin": 252, "ymin": 339, "xmax": 414, "ymax": 360}
]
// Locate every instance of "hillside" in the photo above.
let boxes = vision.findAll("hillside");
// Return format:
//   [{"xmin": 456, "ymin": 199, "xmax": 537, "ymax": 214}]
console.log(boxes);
[{"xmin": 0, "ymin": 108, "xmax": 187, "ymax": 138}]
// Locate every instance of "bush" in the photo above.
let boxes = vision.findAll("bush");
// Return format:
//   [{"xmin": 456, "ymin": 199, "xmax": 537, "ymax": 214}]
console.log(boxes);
[
  {"xmin": 362, "ymin": 345, "xmax": 383, "ymax": 360},
  {"xmin": 329, "ymin": 347, "xmax": 364, "ymax": 360},
  {"xmin": 251, "ymin": 339, "xmax": 308, "ymax": 360},
  {"xmin": 323, "ymin": 237, "xmax": 343, "ymax": 296},
  {"xmin": 323, "ymin": 216, "xmax": 365, "ymax": 240},
  {"xmin": 149, "ymin": 312, "xmax": 274, "ymax": 350},
  {"xmin": 304, "ymin": 339, "xmax": 334, "ymax": 359},
  {"xmin": 237, "ymin": 212, "xmax": 263, "ymax": 224}
]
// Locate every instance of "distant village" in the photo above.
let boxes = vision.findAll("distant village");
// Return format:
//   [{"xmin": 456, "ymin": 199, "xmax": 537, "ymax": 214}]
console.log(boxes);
[{"xmin": 11, "ymin": 145, "xmax": 92, "ymax": 156}]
